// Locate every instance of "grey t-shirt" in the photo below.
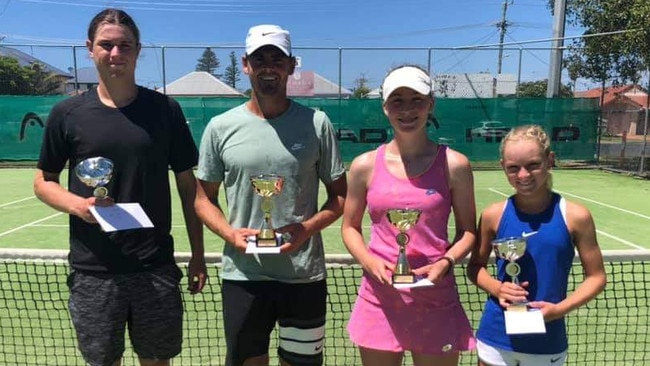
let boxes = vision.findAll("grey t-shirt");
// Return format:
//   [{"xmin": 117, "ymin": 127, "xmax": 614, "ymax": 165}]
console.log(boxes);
[{"xmin": 197, "ymin": 101, "xmax": 345, "ymax": 283}]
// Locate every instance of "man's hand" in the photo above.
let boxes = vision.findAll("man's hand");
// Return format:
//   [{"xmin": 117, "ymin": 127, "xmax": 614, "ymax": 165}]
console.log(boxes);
[
  {"xmin": 187, "ymin": 256, "xmax": 208, "ymax": 294},
  {"xmin": 72, "ymin": 196, "xmax": 115, "ymax": 224},
  {"xmin": 230, "ymin": 227, "xmax": 259, "ymax": 253},
  {"xmin": 277, "ymin": 222, "xmax": 308, "ymax": 253}
]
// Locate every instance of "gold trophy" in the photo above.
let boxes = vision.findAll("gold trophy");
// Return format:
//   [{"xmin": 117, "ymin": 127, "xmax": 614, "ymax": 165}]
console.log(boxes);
[
  {"xmin": 386, "ymin": 208, "xmax": 422, "ymax": 284},
  {"xmin": 492, "ymin": 236, "xmax": 528, "ymax": 311},
  {"xmin": 75, "ymin": 157, "xmax": 114, "ymax": 199},
  {"xmin": 250, "ymin": 174, "xmax": 285, "ymax": 247}
]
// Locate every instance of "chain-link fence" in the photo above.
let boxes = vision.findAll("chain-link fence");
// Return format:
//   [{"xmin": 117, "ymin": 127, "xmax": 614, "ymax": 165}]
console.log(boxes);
[
  {"xmin": 0, "ymin": 43, "xmax": 648, "ymax": 174},
  {"xmin": 0, "ymin": 44, "xmax": 567, "ymax": 96}
]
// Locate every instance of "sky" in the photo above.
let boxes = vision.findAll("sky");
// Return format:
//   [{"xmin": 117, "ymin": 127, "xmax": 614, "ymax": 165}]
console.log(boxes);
[{"xmin": 0, "ymin": 0, "xmax": 591, "ymax": 92}]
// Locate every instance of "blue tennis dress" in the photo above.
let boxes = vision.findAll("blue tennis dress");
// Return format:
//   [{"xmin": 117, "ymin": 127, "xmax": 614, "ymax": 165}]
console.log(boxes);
[{"xmin": 476, "ymin": 193, "xmax": 575, "ymax": 354}]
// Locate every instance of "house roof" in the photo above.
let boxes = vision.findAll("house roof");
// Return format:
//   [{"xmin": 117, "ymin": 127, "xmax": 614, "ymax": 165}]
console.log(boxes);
[
  {"xmin": 287, "ymin": 70, "xmax": 352, "ymax": 97},
  {"xmin": 157, "ymin": 71, "xmax": 243, "ymax": 96},
  {"xmin": 0, "ymin": 46, "xmax": 70, "ymax": 76},
  {"xmin": 66, "ymin": 67, "xmax": 99, "ymax": 84},
  {"xmin": 574, "ymin": 85, "xmax": 649, "ymax": 108},
  {"xmin": 312, "ymin": 72, "xmax": 352, "ymax": 96}
]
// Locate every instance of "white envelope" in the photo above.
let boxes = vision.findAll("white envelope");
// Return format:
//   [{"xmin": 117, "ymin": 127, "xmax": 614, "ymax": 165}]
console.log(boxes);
[
  {"xmin": 504, "ymin": 309, "xmax": 547, "ymax": 334},
  {"xmin": 393, "ymin": 277, "xmax": 434, "ymax": 289},
  {"xmin": 90, "ymin": 203, "xmax": 154, "ymax": 232}
]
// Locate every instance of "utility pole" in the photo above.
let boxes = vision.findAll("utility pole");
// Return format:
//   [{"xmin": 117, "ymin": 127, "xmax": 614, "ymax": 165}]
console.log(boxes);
[
  {"xmin": 640, "ymin": 69, "xmax": 649, "ymax": 175},
  {"xmin": 547, "ymin": 0, "xmax": 567, "ymax": 97},
  {"xmin": 496, "ymin": 0, "xmax": 512, "ymax": 75},
  {"xmin": 494, "ymin": 0, "xmax": 512, "ymax": 97}
]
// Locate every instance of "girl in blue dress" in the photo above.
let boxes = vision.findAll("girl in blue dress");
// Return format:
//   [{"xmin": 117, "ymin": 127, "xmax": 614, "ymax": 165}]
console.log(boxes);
[{"xmin": 467, "ymin": 125, "xmax": 606, "ymax": 366}]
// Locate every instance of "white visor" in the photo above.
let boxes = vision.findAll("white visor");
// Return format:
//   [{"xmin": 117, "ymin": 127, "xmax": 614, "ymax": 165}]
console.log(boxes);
[{"xmin": 382, "ymin": 66, "xmax": 433, "ymax": 102}]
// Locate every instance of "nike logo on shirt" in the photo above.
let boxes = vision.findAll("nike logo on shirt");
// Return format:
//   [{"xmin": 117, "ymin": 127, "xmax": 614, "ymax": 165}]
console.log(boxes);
[{"xmin": 522, "ymin": 231, "xmax": 538, "ymax": 238}]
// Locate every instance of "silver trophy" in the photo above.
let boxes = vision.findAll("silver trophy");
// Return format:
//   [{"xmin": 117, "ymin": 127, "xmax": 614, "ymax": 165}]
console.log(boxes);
[
  {"xmin": 386, "ymin": 208, "xmax": 422, "ymax": 284},
  {"xmin": 75, "ymin": 157, "xmax": 114, "ymax": 199},
  {"xmin": 492, "ymin": 236, "xmax": 528, "ymax": 310},
  {"xmin": 250, "ymin": 174, "xmax": 285, "ymax": 247}
]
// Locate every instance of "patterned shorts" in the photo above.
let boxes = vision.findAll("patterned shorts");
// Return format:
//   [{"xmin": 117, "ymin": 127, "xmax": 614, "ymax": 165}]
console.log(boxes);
[{"xmin": 67, "ymin": 265, "xmax": 183, "ymax": 366}]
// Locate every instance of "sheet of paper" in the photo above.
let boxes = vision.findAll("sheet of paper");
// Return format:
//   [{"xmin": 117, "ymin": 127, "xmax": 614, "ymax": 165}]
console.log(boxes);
[
  {"xmin": 393, "ymin": 277, "xmax": 434, "ymax": 289},
  {"xmin": 245, "ymin": 235, "xmax": 282, "ymax": 254},
  {"xmin": 89, "ymin": 203, "xmax": 154, "ymax": 232},
  {"xmin": 504, "ymin": 309, "xmax": 547, "ymax": 334}
]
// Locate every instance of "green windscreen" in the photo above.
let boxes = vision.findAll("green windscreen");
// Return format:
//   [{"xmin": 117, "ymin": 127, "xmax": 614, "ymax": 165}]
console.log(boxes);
[{"xmin": 0, "ymin": 96, "xmax": 599, "ymax": 164}]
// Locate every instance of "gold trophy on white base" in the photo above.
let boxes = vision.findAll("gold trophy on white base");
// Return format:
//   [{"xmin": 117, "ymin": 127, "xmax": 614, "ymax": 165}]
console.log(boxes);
[
  {"xmin": 387, "ymin": 208, "xmax": 422, "ymax": 284},
  {"xmin": 250, "ymin": 174, "xmax": 285, "ymax": 248}
]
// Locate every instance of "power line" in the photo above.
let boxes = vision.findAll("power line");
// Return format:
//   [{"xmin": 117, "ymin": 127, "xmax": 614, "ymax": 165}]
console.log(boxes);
[
  {"xmin": 15, "ymin": 0, "xmax": 389, "ymax": 13},
  {"xmin": 454, "ymin": 29, "xmax": 640, "ymax": 49}
]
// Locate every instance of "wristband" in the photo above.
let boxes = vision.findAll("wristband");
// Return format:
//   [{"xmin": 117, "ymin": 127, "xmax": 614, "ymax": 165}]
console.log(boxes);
[{"xmin": 438, "ymin": 255, "xmax": 455, "ymax": 273}]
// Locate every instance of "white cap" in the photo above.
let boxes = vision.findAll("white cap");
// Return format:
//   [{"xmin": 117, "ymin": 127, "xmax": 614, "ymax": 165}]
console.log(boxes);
[
  {"xmin": 245, "ymin": 24, "xmax": 291, "ymax": 56},
  {"xmin": 381, "ymin": 66, "xmax": 433, "ymax": 102}
]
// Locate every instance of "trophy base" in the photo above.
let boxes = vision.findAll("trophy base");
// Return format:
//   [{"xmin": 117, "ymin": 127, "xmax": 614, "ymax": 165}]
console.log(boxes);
[
  {"xmin": 256, "ymin": 228, "xmax": 281, "ymax": 247},
  {"xmin": 245, "ymin": 234, "xmax": 283, "ymax": 254},
  {"xmin": 508, "ymin": 302, "xmax": 529, "ymax": 312},
  {"xmin": 256, "ymin": 236, "xmax": 280, "ymax": 247},
  {"xmin": 392, "ymin": 273, "xmax": 416, "ymax": 284}
]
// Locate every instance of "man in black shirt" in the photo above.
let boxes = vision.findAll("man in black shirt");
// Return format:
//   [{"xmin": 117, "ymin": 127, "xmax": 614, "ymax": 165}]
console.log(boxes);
[{"xmin": 33, "ymin": 8, "xmax": 206, "ymax": 366}]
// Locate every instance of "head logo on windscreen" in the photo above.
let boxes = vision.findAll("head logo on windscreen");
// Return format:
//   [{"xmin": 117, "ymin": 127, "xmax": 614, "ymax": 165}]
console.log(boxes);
[{"xmin": 19, "ymin": 112, "xmax": 44, "ymax": 141}]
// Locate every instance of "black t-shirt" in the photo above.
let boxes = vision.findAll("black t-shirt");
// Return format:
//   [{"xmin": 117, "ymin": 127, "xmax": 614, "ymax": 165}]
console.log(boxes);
[{"xmin": 37, "ymin": 86, "xmax": 198, "ymax": 273}]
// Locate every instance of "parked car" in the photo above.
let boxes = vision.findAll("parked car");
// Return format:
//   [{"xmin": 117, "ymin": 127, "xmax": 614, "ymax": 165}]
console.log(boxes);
[{"xmin": 470, "ymin": 121, "xmax": 510, "ymax": 138}]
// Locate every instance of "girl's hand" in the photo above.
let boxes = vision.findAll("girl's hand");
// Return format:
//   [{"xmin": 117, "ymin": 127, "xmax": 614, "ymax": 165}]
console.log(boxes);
[
  {"xmin": 360, "ymin": 255, "xmax": 394, "ymax": 285},
  {"xmin": 496, "ymin": 281, "xmax": 530, "ymax": 308}
]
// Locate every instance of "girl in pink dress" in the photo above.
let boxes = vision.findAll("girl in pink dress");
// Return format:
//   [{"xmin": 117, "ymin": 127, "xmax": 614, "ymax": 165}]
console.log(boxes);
[{"xmin": 342, "ymin": 65, "xmax": 477, "ymax": 366}]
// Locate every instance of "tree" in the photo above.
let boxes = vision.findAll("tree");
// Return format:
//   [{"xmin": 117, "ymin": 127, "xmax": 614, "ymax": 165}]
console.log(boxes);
[
  {"xmin": 552, "ymin": 0, "xmax": 650, "ymax": 87},
  {"xmin": 195, "ymin": 47, "xmax": 220, "ymax": 77},
  {"xmin": 435, "ymin": 74, "xmax": 457, "ymax": 97},
  {"xmin": 0, "ymin": 57, "xmax": 60, "ymax": 95},
  {"xmin": 28, "ymin": 62, "xmax": 61, "ymax": 95},
  {"xmin": 0, "ymin": 56, "xmax": 30, "ymax": 94},
  {"xmin": 222, "ymin": 51, "xmax": 241, "ymax": 89},
  {"xmin": 518, "ymin": 80, "xmax": 573, "ymax": 97},
  {"xmin": 351, "ymin": 74, "xmax": 371, "ymax": 99}
]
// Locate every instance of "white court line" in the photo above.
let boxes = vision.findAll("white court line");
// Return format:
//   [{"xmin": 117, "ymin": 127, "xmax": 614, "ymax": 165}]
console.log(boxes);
[
  {"xmin": 488, "ymin": 188, "xmax": 644, "ymax": 250},
  {"xmin": 554, "ymin": 189, "xmax": 650, "ymax": 221},
  {"xmin": 0, "ymin": 196, "xmax": 36, "ymax": 208},
  {"xmin": 488, "ymin": 188, "xmax": 511, "ymax": 198},
  {"xmin": 596, "ymin": 231, "xmax": 646, "ymax": 250},
  {"xmin": 0, "ymin": 213, "xmax": 63, "ymax": 238}
]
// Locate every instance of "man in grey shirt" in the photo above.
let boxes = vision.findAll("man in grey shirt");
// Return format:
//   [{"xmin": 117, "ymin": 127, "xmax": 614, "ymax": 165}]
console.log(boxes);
[{"xmin": 194, "ymin": 24, "xmax": 346, "ymax": 366}]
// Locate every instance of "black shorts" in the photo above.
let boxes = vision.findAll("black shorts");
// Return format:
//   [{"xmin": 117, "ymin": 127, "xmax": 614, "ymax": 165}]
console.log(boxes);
[
  {"xmin": 222, "ymin": 279, "xmax": 327, "ymax": 366},
  {"xmin": 67, "ymin": 265, "xmax": 183, "ymax": 366}
]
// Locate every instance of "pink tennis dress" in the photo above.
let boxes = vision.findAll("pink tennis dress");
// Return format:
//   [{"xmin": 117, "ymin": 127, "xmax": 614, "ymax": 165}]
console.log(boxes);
[{"xmin": 347, "ymin": 144, "xmax": 476, "ymax": 355}]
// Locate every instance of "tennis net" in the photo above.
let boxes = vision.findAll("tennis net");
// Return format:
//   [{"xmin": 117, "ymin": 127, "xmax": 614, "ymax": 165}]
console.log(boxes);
[{"xmin": 0, "ymin": 249, "xmax": 648, "ymax": 365}]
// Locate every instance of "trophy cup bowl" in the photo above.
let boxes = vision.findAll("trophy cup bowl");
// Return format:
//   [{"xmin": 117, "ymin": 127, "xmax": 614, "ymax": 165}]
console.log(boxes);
[
  {"xmin": 75, "ymin": 157, "xmax": 114, "ymax": 199},
  {"xmin": 250, "ymin": 174, "xmax": 285, "ymax": 247},
  {"xmin": 386, "ymin": 208, "xmax": 422, "ymax": 284},
  {"xmin": 492, "ymin": 236, "xmax": 528, "ymax": 310}
]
